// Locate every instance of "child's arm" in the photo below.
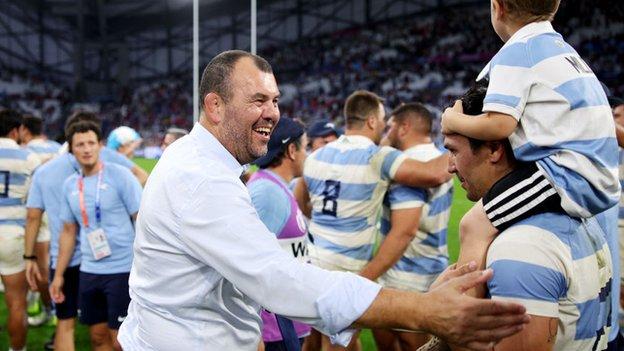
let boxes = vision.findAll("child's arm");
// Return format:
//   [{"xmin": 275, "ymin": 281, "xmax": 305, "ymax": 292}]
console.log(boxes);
[{"xmin": 442, "ymin": 100, "xmax": 518, "ymax": 140}]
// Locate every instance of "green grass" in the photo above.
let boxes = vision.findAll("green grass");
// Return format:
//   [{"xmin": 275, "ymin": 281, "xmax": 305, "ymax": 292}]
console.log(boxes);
[{"xmin": 0, "ymin": 158, "xmax": 472, "ymax": 350}]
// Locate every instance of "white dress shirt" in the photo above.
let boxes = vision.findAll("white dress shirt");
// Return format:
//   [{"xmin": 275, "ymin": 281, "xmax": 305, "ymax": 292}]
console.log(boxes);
[{"xmin": 118, "ymin": 123, "xmax": 381, "ymax": 350}]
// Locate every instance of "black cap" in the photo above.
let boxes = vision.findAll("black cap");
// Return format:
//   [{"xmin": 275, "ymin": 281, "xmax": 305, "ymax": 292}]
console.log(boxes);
[
  {"xmin": 601, "ymin": 82, "xmax": 624, "ymax": 108},
  {"xmin": 253, "ymin": 118, "xmax": 304, "ymax": 168},
  {"xmin": 307, "ymin": 119, "xmax": 341, "ymax": 138}
]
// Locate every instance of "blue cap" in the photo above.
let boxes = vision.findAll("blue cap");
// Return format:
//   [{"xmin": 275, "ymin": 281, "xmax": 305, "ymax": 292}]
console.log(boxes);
[
  {"xmin": 253, "ymin": 118, "xmax": 304, "ymax": 168},
  {"xmin": 307, "ymin": 119, "xmax": 341, "ymax": 138}
]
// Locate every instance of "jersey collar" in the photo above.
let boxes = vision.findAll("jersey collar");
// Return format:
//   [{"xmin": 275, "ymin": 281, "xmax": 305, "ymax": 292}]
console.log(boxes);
[{"xmin": 0, "ymin": 137, "xmax": 19, "ymax": 148}]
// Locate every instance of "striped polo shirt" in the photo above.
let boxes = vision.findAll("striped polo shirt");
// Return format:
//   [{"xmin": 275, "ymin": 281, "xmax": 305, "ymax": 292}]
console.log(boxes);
[
  {"xmin": 26, "ymin": 138, "xmax": 61, "ymax": 164},
  {"xmin": 478, "ymin": 21, "xmax": 619, "ymax": 218},
  {"xmin": 378, "ymin": 143, "xmax": 453, "ymax": 292},
  {"xmin": 0, "ymin": 138, "xmax": 41, "ymax": 236},
  {"xmin": 304, "ymin": 135, "xmax": 407, "ymax": 271},
  {"xmin": 487, "ymin": 213, "xmax": 613, "ymax": 350}
]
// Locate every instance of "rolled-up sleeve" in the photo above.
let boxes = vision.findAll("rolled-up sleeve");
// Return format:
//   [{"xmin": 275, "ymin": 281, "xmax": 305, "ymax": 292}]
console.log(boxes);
[{"xmin": 176, "ymin": 169, "xmax": 381, "ymax": 345}]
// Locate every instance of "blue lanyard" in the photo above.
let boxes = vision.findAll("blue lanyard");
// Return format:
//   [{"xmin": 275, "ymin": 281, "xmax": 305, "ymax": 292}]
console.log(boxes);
[{"xmin": 77, "ymin": 163, "xmax": 104, "ymax": 228}]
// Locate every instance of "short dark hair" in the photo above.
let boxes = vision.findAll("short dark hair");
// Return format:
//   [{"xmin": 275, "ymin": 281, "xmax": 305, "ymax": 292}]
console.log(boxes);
[
  {"xmin": 66, "ymin": 121, "xmax": 101, "ymax": 153},
  {"xmin": 0, "ymin": 109, "xmax": 22, "ymax": 137},
  {"xmin": 460, "ymin": 81, "xmax": 488, "ymax": 151},
  {"xmin": 22, "ymin": 114, "xmax": 43, "ymax": 136},
  {"xmin": 391, "ymin": 103, "xmax": 433, "ymax": 134},
  {"xmin": 199, "ymin": 50, "xmax": 273, "ymax": 109},
  {"xmin": 460, "ymin": 81, "xmax": 515, "ymax": 163},
  {"xmin": 64, "ymin": 111, "xmax": 100, "ymax": 136},
  {"xmin": 344, "ymin": 90, "xmax": 384, "ymax": 129}
]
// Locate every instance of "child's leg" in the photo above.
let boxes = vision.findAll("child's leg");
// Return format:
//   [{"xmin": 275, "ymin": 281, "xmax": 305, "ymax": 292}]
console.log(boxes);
[{"xmin": 455, "ymin": 200, "xmax": 498, "ymax": 298}]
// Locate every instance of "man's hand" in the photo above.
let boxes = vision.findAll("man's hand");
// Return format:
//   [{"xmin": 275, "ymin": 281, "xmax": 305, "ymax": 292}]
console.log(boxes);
[
  {"xmin": 49, "ymin": 275, "xmax": 65, "ymax": 304},
  {"xmin": 422, "ymin": 269, "xmax": 529, "ymax": 350},
  {"xmin": 429, "ymin": 261, "xmax": 478, "ymax": 291},
  {"xmin": 25, "ymin": 260, "xmax": 42, "ymax": 291},
  {"xmin": 441, "ymin": 100, "xmax": 463, "ymax": 135}
]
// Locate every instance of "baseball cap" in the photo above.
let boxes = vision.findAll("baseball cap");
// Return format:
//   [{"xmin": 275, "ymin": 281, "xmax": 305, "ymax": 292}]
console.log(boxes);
[
  {"xmin": 601, "ymin": 82, "xmax": 624, "ymax": 108},
  {"xmin": 107, "ymin": 126, "xmax": 142, "ymax": 150},
  {"xmin": 307, "ymin": 119, "xmax": 341, "ymax": 138},
  {"xmin": 253, "ymin": 118, "xmax": 304, "ymax": 168}
]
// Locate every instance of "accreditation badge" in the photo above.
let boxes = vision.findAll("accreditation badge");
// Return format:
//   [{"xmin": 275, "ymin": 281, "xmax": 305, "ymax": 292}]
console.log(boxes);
[
  {"xmin": 278, "ymin": 237, "xmax": 309, "ymax": 263},
  {"xmin": 87, "ymin": 228, "xmax": 112, "ymax": 260}
]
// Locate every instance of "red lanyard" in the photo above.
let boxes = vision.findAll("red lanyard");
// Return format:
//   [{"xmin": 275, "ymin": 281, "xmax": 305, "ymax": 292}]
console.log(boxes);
[{"xmin": 77, "ymin": 163, "xmax": 104, "ymax": 229}]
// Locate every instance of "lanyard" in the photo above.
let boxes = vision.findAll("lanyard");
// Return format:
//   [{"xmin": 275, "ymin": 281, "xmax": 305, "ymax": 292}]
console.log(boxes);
[{"xmin": 78, "ymin": 163, "xmax": 104, "ymax": 229}]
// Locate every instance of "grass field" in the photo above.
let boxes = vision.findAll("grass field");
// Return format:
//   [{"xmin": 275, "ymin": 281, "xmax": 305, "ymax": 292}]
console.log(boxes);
[{"xmin": 0, "ymin": 157, "xmax": 473, "ymax": 350}]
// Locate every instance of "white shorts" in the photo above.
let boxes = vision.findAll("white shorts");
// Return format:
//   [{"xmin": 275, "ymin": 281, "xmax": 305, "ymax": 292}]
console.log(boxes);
[{"xmin": 0, "ymin": 232, "xmax": 25, "ymax": 275}]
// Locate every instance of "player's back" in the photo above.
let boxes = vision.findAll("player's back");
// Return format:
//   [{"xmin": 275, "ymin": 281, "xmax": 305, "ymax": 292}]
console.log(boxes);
[
  {"xmin": 26, "ymin": 138, "xmax": 61, "ymax": 163},
  {"xmin": 0, "ymin": 138, "xmax": 40, "ymax": 235},
  {"xmin": 379, "ymin": 143, "xmax": 453, "ymax": 291},
  {"xmin": 304, "ymin": 135, "xmax": 405, "ymax": 272}
]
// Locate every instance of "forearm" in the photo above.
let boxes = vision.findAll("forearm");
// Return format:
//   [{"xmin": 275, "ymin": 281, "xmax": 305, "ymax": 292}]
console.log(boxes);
[
  {"xmin": 397, "ymin": 154, "xmax": 451, "ymax": 188},
  {"xmin": 55, "ymin": 230, "xmax": 76, "ymax": 277},
  {"xmin": 360, "ymin": 231, "xmax": 414, "ymax": 281},
  {"xmin": 446, "ymin": 111, "xmax": 516, "ymax": 141},
  {"xmin": 354, "ymin": 288, "xmax": 425, "ymax": 331},
  {"xmin": 24, "ymin": 210, "xmax": 43, "ymax": 256},
  {"xmin": 132, "ymin": 166, "xmax": 149, "ymax": 186}
]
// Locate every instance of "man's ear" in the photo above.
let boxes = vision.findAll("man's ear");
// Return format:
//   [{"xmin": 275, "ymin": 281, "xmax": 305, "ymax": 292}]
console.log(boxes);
[
  {"xmin": 286, "ymin": 143, "xmax": 297, "ymax": 161},
  {"xmin": 203, "ymin": 92, "xmax": 223, "ymax": 124},
  {"xmin": 366, "ymin": 115, "xmax": 377, "ymax": 131},
  {"xmin": 487, "ymin": 141, "xmax": 505, "ymax": 163},
  {"xmin": 492, "ymin": 0, "xmax": 504, "ymax": 20},
  {"xmin": 398, "ymin": 121, "xmax": 410, "ymax": 138}
]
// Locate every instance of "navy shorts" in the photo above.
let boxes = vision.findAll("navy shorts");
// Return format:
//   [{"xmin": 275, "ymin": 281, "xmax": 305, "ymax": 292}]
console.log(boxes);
[
  {"xmin": 50, "ymin": 265, "xmax": 80, "ymax": 320},
  {"xmin": 78, "ymin": 272, "xmax": 130, "ymax": 329}
]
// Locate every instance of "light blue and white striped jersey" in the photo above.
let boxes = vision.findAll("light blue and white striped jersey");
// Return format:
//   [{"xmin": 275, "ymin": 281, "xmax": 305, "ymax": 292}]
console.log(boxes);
[
  {"xmin": 0, "ymin": 138, "xmax": 41, "ymax": 236},
  {"xmin": 378, "ymin": 143, "xmax": 453, "ymax": 292},
  {"xmin": 478, "ymin": 21, "xmax": 619, "ymax": 218},
  {"xmin": 487, "ymin": 213, "xmax": 613, "ymax": 350},
  {"xmin": 26, "ymin": 138, "xmax": 61, "ymax": 164},
  {"xmin": 304, "ymin": 135, "xmax": 407, "ymax": 271}
]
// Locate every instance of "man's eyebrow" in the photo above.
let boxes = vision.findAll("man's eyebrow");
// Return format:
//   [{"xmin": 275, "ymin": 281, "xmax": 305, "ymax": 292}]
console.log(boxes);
[{"xmin": 251, "ymin": 92, "xmax": 281, "ymax": 100}]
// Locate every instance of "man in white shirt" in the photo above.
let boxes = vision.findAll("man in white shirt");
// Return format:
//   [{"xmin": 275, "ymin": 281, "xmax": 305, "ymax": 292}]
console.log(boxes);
[{"xmin": 117, "ymin": 50, "xmax": 530, "ymax": 351}]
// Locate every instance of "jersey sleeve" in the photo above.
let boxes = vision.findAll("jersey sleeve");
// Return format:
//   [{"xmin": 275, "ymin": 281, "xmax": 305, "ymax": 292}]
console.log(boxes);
[
  {"xmin": 376, "ymin": 146, "xmax": 408, "ymax": 181},
  {"xmin": 486, "ymin": 225, "xmax": 568, "ymax": 318},
  {"xmin": 248, "ymin": 179, "xmax": 291, "ymax": 235},
  {"xmin": 103, "ymin": 148, "xmax": 135, "ymax": 169},
  {"xmin": 26, "ymin": 170, "xmax": 44, "ymax": 209},
  {"xmin": 386, "ymin": 183, "xmax": 427, "ymax": 210},
  {"xmin": 483, "ymin": 43, "xmax": 534, "ymax": 120},
  {"xmin": 117, "ymin": 166, "xmax": 142, "ymax": 215}
]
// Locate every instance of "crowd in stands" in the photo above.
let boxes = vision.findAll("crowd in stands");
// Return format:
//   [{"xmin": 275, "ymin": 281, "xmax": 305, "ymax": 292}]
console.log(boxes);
[{"xmin": 0, "ymin": 0, "xmax": 621, "ymax": 149}]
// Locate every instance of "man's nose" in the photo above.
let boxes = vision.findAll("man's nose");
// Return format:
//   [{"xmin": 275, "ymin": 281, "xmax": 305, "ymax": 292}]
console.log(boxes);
[{"xmin": 447, "ymin": 156, "xmax": 456, "ymax": 174}]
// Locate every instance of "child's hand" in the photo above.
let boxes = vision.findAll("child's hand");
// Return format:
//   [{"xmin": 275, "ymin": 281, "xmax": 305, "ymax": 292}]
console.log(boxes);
[{"xmin": 441, "ymin": 100, "xmax": 463, "ymax": 134}]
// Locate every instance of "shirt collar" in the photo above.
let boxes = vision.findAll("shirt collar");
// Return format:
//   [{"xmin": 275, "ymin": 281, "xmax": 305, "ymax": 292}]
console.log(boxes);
[
  {"xmin": 0, "ymin": 138, "xmax": 19, "ymax": 148},
  {"xmin": 27, "ymin": 138, "xmax": 47, "ymax": 147},
  {"xmin": 478, "ymin": 21, "xmax": 555, "ymax": 81},
  {"xmin": 190, "ymin": 123, "xmax": 245, "ymax": 176},
  {"xmin": 504, "ymin": 21, "xmax": 555, "ymax": 48}
]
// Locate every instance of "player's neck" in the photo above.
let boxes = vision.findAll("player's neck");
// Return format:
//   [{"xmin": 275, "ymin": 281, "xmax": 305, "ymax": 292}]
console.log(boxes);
[
  {"xmin": 82, "ymin": 161, "xmax": 101, "ymax": 177},
  {"xmin": 400, "ymin": 135, "xmax": 431, "ymax": 151},
  {"xmin": 500, "ymin": 20, "xmax": 529, "ymax": 43},
  {"xmin": 269, "ymin": 164, "xmax": 293, "ymax": 184}
]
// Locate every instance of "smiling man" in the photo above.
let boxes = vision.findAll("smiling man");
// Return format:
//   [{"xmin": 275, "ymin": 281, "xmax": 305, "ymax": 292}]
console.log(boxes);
[{"xmin": 117, "ymin": 50, "xmax": 531, "ymax": 351}]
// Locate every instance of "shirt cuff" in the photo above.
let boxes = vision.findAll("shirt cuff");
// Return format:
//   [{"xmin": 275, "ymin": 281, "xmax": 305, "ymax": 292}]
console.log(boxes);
[{"xmin": 315, "ymin": 272, "xmax": 382, "ymax": 347}]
